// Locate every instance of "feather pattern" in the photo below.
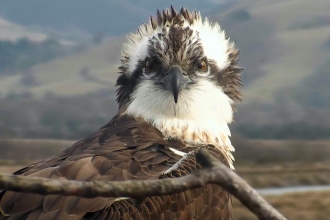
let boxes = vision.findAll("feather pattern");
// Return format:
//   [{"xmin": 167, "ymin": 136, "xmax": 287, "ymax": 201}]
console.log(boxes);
[
  {"xmin": 0, "ymin": 6, "xmax": 241, "ymax": 220},
  {"xmin": 0, "ymin": 116, "xmax": 231, "ymax": 220}
]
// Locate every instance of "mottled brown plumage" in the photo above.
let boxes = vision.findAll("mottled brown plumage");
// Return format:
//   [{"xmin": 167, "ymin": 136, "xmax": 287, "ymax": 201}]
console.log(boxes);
[
  {"xmin": 0, "ymin": 116, "xmax": 231, "ymax": 220},
  {"xmin": 117, "ymin": 6, "xmax": 242, "ymax": 112},
  {"xmin": 0, "ymin": 6, "xmax": 242, "ymax": 220}
]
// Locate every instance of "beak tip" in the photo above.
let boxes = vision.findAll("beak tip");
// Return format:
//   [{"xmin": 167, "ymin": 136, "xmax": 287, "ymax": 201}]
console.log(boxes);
[{"xmin": 167, "ymin": 66, "xmax": 185, "ymax": 104}]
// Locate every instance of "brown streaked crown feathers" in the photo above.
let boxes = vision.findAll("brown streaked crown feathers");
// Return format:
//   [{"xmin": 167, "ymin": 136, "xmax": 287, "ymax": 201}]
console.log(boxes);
[
  {"xmin": 117, "ymin": 6, "xmax": 242, "ymax": 111},
  {"xmin": 0, "ymin": 6, "xmax": 242, "ymax": 220}
]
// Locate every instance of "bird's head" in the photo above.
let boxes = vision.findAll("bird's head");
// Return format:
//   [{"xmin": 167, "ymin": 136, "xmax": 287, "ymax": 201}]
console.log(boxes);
[{"xmin": 116, "ymin": 7, "xmax": 242, "ymax": 160}]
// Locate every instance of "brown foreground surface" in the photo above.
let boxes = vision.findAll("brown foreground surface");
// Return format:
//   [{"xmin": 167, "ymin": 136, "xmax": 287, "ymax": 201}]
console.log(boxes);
[
  {"xmin": 1, "ymin": 164, "xmax": 328, "ymax": 220},
  {"xmin": 0, "ymin": 138, "xmax": 329, "ymax": 219},
  {"xmin": 1, "ymin": 138, "xmax": 330, "ymax": 188},
  {"xmin": 233, "ymin": 191, "xmax": 330, "ymax": 220},
  {"xmin": 237, "ymin": 164, "xmax": 330, "ymax": 188},
  {"xmin": 2, "ymin": 163, "xmax": 330, "ymax": 189}
]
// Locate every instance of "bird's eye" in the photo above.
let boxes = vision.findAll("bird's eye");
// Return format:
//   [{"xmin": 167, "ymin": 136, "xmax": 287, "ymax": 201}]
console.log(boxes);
[
  {"xmin": 145, "ymin": 61, "xmax": 156, "ymax": 74},
  {"xmin": 197, "ymin": 60, "xmax": 207, "ymax": 72}
]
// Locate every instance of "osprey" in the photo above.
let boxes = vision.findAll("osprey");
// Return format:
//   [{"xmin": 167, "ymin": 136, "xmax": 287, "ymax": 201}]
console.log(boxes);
[{"xmin": 0, "ymin": 7, "xmax": 242, "ymax": 220}]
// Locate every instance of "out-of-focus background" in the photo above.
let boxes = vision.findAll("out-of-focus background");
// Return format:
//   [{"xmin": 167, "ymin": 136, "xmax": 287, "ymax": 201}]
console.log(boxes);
[{"xmin": 0, "ymin": 0, "xmax": 329, "ymax": 219}]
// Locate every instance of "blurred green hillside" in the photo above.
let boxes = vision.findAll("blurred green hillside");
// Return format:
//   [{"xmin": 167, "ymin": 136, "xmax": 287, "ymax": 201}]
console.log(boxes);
[
  {"xmin": 212, "ymin": 0, "xmax": 330, "ymax": 139},
  {"xmin": 0, "ymin": 0, "xmax": 329, "ymax": 139},
  {"xmin": 0, "ymin": 37, "xmax": 123, "ymax": 98}
]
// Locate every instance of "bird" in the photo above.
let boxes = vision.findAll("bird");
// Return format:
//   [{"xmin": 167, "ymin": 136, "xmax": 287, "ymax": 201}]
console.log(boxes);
[{"xmin": 0, "ymin": 6, "xmax": 242, "ymax": 220}]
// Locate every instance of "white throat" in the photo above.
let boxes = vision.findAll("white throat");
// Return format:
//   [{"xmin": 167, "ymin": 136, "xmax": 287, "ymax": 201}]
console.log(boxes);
[{"xmin": 125, "ymin": 78, "xmax": 235, "ymax": 167}]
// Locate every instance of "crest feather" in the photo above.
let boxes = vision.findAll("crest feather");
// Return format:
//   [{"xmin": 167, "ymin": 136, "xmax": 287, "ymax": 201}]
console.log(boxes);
[{"xmin": 119, "ymin": 7, "xmax": 232, "ymax": 75}]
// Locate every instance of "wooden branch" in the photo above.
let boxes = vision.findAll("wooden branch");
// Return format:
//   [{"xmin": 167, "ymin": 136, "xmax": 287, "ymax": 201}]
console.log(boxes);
[
  {"xmin": 0, "ymin": 149, "xmax": 286, "ymax": 220},
  {"xmin": 196, "ymin": 149, "xmax": 286, "ymax": 220}
]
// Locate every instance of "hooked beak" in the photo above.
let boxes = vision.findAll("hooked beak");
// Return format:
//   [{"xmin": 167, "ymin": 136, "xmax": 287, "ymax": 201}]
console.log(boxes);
[{"xmin": 166, "ymin": 66, "xmax": 186, "ymax": 103}]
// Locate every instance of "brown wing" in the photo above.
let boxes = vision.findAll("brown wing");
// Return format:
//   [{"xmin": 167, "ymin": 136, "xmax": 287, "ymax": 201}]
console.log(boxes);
[
  {"xmin": 80, "ymin": 146, "xmax": 232, "ymax": 220},
  {"xmin": 0, "ymin": 116, "xmax": 231, "ymax": 220}
]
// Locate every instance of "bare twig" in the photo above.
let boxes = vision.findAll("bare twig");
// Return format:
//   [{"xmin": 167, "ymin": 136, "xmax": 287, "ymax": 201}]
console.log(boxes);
[{"xmin": 0, "ymin": 149, "xmax": 286, "ymax": 220}]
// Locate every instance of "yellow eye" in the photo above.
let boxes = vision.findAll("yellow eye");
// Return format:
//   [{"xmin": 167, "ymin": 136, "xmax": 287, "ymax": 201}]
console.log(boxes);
[
  {"xmin": 145, "ymin": 61, "xmax": 156, "ymax": 73},
  {"xmin": 197, "ymin": 60, "xmax": 207, "ymax": 71}
]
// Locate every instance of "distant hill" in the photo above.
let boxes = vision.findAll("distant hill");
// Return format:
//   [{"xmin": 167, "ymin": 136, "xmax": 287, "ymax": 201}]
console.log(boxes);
[
  {"xmin": 0, "ymin": 0, "xmax": 329, "ymax": 139},
  {"xmin": 213, "ymin": 0, "xmax": 330, "ymax": 139},
  {"xmin": 0, "ymin": 37, "xmax": 124, "ymax": 98}
]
